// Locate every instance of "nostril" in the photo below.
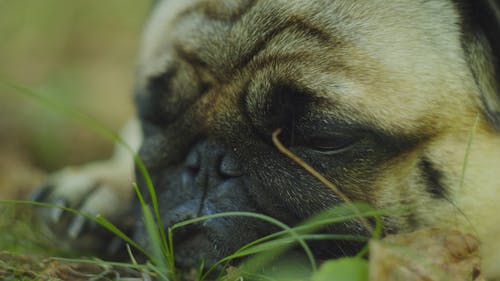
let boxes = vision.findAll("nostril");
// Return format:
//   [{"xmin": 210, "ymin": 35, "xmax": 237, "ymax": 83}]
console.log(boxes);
[{"xmin": 219, "ymin": 154, "xmax": 243, "ymax": 178}]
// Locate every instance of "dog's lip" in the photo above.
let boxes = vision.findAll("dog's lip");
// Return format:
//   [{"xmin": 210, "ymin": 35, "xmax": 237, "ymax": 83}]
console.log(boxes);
[{"xmin": 170, "ymin": 228, "xmax": 221, "ymax": 269}]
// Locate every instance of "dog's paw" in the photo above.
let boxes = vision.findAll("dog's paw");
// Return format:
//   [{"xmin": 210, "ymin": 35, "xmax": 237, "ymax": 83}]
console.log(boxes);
[{"xmin": 32, "ymin": 161, "xmax": 135, "ymax": 256}]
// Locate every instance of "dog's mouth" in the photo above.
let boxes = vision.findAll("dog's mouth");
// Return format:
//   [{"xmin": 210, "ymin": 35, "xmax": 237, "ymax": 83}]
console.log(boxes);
[
  {"xmin": 133, "ymin": 212, "xmax": 266, "ymax": 271},
  {"xmin": 132, "ymin": 221, "xmax": 219, "ymax": 271},
  {"xmin": 171, "ymin": 228, "xmax": 220, "ymax": 270},
  {"xmin": 167, "ymin": 222, "xmax": 367, "ymax": 277},
  {"xmin": 167, "ymin": 213, "xmax": 270, "ymax": 269},
  {"xmin": 131, "ymin": 204, "xmax": 369, "ymax": 281}
]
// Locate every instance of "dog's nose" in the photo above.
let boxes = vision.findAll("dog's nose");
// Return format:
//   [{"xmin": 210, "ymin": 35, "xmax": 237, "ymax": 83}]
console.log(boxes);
[{"xmin": 182, "ymin": 141, "xmax": 242, "ymax": 190}]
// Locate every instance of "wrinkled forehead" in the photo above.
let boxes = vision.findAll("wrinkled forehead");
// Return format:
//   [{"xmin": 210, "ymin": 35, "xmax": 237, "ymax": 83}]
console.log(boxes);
[
  {"xmin": 139, "ymin": 0, "xmax": 462, "ymax": 75},
  {"xmin": 137, "ymin": 0, "xmax": 475, "ymax": 135}
]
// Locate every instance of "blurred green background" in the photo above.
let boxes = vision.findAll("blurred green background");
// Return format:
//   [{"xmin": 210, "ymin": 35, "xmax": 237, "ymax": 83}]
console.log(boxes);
[{"xmin": 0, "ymin": 1, "xmax": 151, "ymax": 197}]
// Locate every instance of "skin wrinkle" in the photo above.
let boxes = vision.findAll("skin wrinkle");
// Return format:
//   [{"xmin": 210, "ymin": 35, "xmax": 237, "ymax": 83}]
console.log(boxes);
[
  {"xmin": 419, "ymin": 157, "xmax": 448, "ymax": 199},
  {"xmin": 170, "ymin": 0, "xmax": 336, "ymax": 81}
]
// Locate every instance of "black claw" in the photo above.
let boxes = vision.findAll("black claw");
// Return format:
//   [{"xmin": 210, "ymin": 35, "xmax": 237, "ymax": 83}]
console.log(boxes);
[
  {"xmin": 107, "ymin": 236, "xmax": 125, "ymax": 256},
  {"xmin": 31, "ymin": 184, "xmax": 53, "ymax": 202},
  {"xmin": 68, "ymin": 215, "xmax": 87, "ymax": 239},
  {"xmin": 50, "ymin": 197, "xmax": 67, "ymax": 223}
]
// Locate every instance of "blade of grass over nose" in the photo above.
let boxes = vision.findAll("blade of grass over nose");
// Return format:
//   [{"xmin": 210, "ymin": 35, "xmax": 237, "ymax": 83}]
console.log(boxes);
[
  {"xmin": 142, "ymin": 204, "xmax": 170, "ymax": 279},
  {"xmin": 170, "ymin": 211, "xmax": 317, "ymax": 275},
  {"xmin": 220, "ymin": 204, "xmax": 384, "ymax": 279}
]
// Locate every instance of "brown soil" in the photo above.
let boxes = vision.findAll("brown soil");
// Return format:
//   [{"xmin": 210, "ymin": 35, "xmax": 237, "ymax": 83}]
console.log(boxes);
[{"xmin": 0, "ymin": 251, "xmax": 145, "ymax": 281}]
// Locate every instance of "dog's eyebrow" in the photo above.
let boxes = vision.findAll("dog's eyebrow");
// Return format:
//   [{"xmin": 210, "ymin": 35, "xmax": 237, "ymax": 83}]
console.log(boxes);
[
  {"xmin": 233, "ymin": 15, "xmax": 333, "ymax": 72},
  {"xmin": 173, "ymin": 42, "xmax": 209, "ymax": 74},
  {"xmin": 170, "ymin": 1, "xmax": 333, "ymax": 79}
]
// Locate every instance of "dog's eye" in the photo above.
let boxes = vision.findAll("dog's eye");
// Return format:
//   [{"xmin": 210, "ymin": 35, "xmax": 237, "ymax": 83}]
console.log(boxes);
[{"xmin": 307, "ymin": 136, "xmax": 359, "ymax": 154}]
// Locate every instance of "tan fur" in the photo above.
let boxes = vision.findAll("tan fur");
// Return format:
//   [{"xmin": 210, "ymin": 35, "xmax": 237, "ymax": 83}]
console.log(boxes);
[{"xmin": 139, "ymin": 0, "xmax": 500, "ymax": 278}]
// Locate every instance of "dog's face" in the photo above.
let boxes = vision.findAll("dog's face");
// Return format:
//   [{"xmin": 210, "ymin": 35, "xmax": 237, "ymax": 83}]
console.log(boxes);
[{"xmin": 132, "ymin": 0, "xmax": 500, "ymax": 269}]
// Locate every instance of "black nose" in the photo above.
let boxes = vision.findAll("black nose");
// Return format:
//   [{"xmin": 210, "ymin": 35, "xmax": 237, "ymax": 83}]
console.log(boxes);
[
  {"xmin": 161, "ymin": 140, "xmax": 245, "ymax": 247},
  {"xmin": 182, "ymin": 141, "xmax": 242, "ymax": 191}
]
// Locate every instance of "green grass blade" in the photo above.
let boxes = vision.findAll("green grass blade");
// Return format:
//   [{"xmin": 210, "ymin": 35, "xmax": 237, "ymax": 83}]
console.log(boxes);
[
  {"xmin": 167, "ymin": 228, "xmax": 176, "ymax": 276},
  {"xmin": 50, "ymin": 256, "xmax": 149, "ymax": 271},
  {"xmin": 311, "ymin": 257, "xmax": 368, "ymax": 281},
  {"xmin": 146, "ymin": 261, "xmax": 171, "ymax": 281},
  {"xmin": 233, "ymin": 203, "xmax": 388, "ymax": 258},
  {"xmin": 170, "ymin": 211, "xmax": 316, "ymax": 274},
  {"xmin": 223, "ymin": 234, "xmax": 369, "ymax": 259},
  {"xmin": 208, "ymin": 204, "xmax": 388, "ymax": 279},
  {"xmin": 196, "ymin": 258, "xmax": 205, "ymax": 281},
  {"xmin": 0, "ymin": 199, "xmax": 149, "ymax": 258},
  {"xmin": 459, "ymin": 113, "xmax": 479, "ymax": 191},
  {"xmin": 142, "ymin": 204, "xmax": 171, "ymax": 280}
]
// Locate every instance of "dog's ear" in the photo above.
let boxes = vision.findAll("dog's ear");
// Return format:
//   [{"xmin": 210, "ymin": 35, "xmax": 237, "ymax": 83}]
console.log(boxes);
[{"xmin": 461, "ymin": 0, "xmax": 500, "ymax": 129}]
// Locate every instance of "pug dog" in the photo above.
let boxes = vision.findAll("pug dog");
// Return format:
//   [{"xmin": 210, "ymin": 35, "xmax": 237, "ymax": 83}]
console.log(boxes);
[{"xmin": 34, "ymin": 0, "xmax": 500, "ymax": 279}]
